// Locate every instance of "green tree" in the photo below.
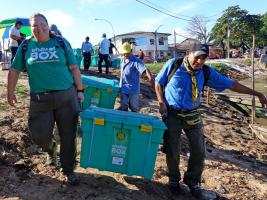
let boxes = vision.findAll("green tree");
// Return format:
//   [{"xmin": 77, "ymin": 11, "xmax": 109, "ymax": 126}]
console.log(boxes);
[
  {"xmin": 210, "ymin": 6, "xmax": 264, "ymax": 56},
  {"xmin": 258, "ymin": 12, "xmax": 267, "ymax": 47}
]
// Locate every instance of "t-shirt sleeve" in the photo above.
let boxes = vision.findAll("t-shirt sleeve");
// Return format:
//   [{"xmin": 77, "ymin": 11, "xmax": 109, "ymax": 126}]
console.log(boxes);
[
  {"xmin": 81, "ymin": 42, "xmax": 84, "ymax": 50},
  {"xmin": 136, "ymin": 62, "xmax": 147, "ymax": 74},
  {"xmin": 206, "ymin": 66, "xmax": 234, "ymax": 92},
  {"xmin": 10, "ymin": 27, "xmax": 15, "ymax": 36},
  {"xmin": 63, "ymin": 38, "xmax": 77, "ymax": 66},
  {"xmin": 11, "ymin": 44, "xmax": 25, "ymax": 72},
  {"xmin": 155, "ymin": 58, "xmax": 175, "ymax": 86}
]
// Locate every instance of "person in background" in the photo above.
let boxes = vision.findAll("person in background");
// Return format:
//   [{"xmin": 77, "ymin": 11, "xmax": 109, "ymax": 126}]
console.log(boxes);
[
  {"xmin": 81, "ymin": 36, "xmax": 93, "ymax": 71},
  {"xmin": 108, "ymin": 38, "xmax": 119, "ymax": 68},
  {"xmin": 0, "ymin": 42, "xmax": 2, "ymax": 61},
  {"xmin": 9, "ymin": 21, "xmax": 23, "ymax": 63},
  {"xmin": 50, "ymin": 24, "xmax": 62, "ymax": 36},
  {"xmin": 98, "ymin": 33, "xmax": 110, "ymax": 74},
  {"xmin": 138, "ymin": 49, "xmax": 145, "ymax": 60},
  {"xmin": 155, "ymin": 44, "xmax": 267, "ymax": 198},
  {"xmin": 7, "ymin": 13, "xmax": 84, "ymax": 186},
  {"xmin": 118, "ymin": 42, "xmax": 154, "ymax": 112}
]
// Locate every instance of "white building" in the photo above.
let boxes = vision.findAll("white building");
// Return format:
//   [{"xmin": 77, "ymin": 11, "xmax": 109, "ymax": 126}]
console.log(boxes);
[{"xmin": 112, "ymin": 31, "xmax": 171, "ymax": 62}]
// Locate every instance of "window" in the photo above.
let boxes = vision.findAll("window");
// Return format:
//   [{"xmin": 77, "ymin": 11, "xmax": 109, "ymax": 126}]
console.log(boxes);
[
  {"xmin": 158, "ymin": 37, "xmax": 164, "ymax": 45},
  {"xmin": 135, "ymin": 37, "xmax": 147, "ymax": 46},
  {"xmin": 150, "ymin": 39, "xmax": 154, "ymax": 45}
]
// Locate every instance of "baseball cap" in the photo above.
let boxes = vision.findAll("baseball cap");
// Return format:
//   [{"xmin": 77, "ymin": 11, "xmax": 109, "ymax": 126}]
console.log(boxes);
[
  {"xmin": 191, "ymin": 44, "xmax": 209, "ymax": 57},
  {"xmin": 121, "ymin": 42, "xmax": 131, "ymax": 54}
]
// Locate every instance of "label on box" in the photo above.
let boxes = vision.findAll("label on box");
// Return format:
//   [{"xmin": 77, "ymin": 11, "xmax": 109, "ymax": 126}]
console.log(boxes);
[
  {"xmin": 111, "ymin": 145, "xmax": 127, "ymax": 157},
  {"xmin": 91, "ymin": 97, "xmax": 100, "ymax": 106},
  {"xmin": 112, "ymin": 157, "xmax": 123, "ymax": 165}
]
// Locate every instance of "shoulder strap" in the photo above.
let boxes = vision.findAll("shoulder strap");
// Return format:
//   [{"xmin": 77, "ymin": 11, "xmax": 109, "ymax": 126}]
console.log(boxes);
[
  {"xmin": 164, "ymin": 57, "xmax": 183, "ymax": 87},
  {"xmin": 202, "ymin": 64, "xmax": 211, "ymax": 89},
  {"xmin": 21, "ymin": 38, "xmax": 31, "ymax": 69},
  {"xmin": 54, "ymin": 35, "xmax": 67, "ymax": 53}
]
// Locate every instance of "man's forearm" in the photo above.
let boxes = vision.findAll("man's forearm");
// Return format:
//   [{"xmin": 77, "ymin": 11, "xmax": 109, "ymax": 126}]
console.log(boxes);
[
  {"xmin": 7, "ymin": 68, "xmax": 20, "ymax": 94},
  {"xmin": 155, "ymin": 83, "xmax": 165, "ymax": 104},
  {"xmin": 230, "ymin": 81, "xmax": 261, "ymax": 96},
  {"xmin": 146, "ymin": 69, "xmax": 153, "ymax": 81}
]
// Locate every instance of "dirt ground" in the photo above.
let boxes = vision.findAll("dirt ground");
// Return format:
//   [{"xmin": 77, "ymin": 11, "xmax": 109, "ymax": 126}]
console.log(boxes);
[{"xmin": 0, "ymin": 66, "xmax": 266, "ymax": 200}]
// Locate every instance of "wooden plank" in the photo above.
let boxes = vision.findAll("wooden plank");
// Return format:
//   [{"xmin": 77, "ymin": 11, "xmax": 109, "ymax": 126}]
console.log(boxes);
[{"xmin": 249, "ymin": 124, "xmax": 267, "ymax": 144}]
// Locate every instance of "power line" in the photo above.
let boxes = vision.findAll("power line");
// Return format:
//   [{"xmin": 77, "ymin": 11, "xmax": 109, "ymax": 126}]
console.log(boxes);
[
  {"xmin": 137, "ymin": 0, "xmax": 221, "ymax": 22},
  {"xmin": 135, "ymin": 0, "xmax": 193, "ymax": 22}
]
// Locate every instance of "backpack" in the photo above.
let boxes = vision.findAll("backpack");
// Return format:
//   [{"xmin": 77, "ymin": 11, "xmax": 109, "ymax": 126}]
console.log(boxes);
[
  {"xmin": 21, "ymin": 34, "xmax": 68, "ymax": 68},
  {"xmin": 164, "ymin": 57, "xmax": 210, "ymax": 90}
]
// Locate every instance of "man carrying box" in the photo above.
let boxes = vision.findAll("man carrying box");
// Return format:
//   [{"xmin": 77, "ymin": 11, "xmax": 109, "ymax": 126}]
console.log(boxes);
[{"xmin": 118, "ymin": 42, "xmax": 154, "ymax": 112}]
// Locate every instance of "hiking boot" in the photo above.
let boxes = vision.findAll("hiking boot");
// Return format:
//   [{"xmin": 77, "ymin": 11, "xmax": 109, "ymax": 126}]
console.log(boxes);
[
  {"xmin": 168, "ymin": 179, "xmax": 182, "ymax": 195},
  {"xmin": 187, "ymin": 183, "xmax": 217, "ymax": 200},
  {"xmin": 65, "ymin": 172, "xmax": 80, "ymax": 186}
]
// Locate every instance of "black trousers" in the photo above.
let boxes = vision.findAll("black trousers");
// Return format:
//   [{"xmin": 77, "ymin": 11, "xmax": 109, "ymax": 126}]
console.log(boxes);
[
  {"xmin": 11, "ymin": 47, "xmax": 18, "ymax": 63},
  {"xmin": 83, "ymin": 52, "xmax": 91, "ymax": 70},
  {"xmin": 98, "ymin": 53, "xmax": 109, "ymax": 73},
  {"xmin": 28, "ymin": 86, "xmax": 80, "ymax": 173}
]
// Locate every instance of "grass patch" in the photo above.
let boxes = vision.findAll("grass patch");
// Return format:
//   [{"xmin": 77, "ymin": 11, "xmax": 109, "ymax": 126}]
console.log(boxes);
[
  {"xmin": 147, "ymin": 61, "xmax": 229, "ymax": 74},
  {"xmin": 16, "ymin": 84, "xmax": 29, "ymax": 96},
  {"xmin": 208, "ymin": 63, "xmax": 228, "ymax": 72},
  {"xmin": 146, "ymin": 62, "xmax": 166, "ymax": 73}
]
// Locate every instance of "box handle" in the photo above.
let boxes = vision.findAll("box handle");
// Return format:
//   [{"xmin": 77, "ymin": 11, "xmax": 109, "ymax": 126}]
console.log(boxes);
[
  {"xmin": 140, "ymin": 125, "xmax": 152, "ymax": 133},
  {"xmin": 94, "ymin": 118, "xmax": 105, "ymax": 126},
  {"xmin": 82, "ymin": 85, "xmax": 88, "ymax": 89}
]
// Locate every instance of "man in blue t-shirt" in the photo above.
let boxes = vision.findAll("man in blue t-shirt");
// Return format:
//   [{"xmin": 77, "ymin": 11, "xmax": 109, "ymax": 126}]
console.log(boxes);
[
  {"xmin": 155, "ymin": 44, "xmax": 267, "ymax": 198},
  {"xmin": 81, "ymin": 36, "xmax": 93, "ymax": 71},
  {"xmin": 119, "ymin": 42, "xmax": 154, "ymax": 112},
  {"xmin": 98, "ymin": 33, "xmax": 110, "ymax": 74}
]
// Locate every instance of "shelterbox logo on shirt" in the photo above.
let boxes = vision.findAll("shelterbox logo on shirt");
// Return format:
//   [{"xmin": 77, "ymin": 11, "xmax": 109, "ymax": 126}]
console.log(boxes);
[{"xmin": 29, "ymin": 47, "xmax": 60, "ymax": 63}]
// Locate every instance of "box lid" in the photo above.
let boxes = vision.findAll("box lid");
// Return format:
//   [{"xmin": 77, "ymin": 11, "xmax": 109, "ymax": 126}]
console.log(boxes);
[
  {"xmin": 81, "ymin": 107, "xmax": 166, "ymax": 130},
  {"xmin": 82, "ymin": 75, "xmax": 120, "ymax": 91}
]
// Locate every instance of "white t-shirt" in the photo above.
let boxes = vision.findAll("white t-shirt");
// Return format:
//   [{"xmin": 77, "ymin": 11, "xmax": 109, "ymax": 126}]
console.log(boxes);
[
  {"xmin": 98, "ymin": 38, "xmax": 110, "ymax": 55},
  {"xmin": 9, "ymin": 27, "xmax": 20, "ymax": 47}
]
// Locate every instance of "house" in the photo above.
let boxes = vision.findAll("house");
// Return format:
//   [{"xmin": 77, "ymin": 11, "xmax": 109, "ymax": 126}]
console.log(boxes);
[
  {"xmin": 169, "ymin": 38, "xmax": 223, "ymax": 59},
  {"xmin": 112, "ymin": 31, "xmax": 171, "ymax": 63}
]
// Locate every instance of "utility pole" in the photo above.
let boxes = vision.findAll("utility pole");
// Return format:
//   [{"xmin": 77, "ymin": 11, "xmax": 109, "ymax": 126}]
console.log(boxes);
[
  {"xmin": 251, "ymin": 34, "xmax": 256, "ymax": 124},
  {"xmin": 174, "ymin": 30, "xmax": 176, "ymax": 58},
  {"xmin": 154, "ymin": 25, "xmax": 163, "ymax": 63},
  {"xmin": 154, "ymin": 32, "xmax": 157, "ymax": 63},
  {"xmin": 227, "ymin": 17, "xmax": 230, "ymax": 59}
]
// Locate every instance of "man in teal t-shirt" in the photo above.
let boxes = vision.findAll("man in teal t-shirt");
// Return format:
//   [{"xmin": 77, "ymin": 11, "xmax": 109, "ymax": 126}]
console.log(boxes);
[
  {"xmin": 7, "ymin": 13, "xmax": 84, "ymax": 186},
  {"xmin": 12, "ymin": 36, "xmax": 77, "ymax": 93}
]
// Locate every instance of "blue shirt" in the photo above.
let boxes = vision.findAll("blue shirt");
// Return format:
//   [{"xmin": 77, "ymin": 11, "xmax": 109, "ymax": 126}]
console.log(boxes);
[
  {"xmin": 120, "ymin": 54, "xmax": 147, "ymax": 94},
  {"xmin": 98, "ymin": 38, "xmax": 110, "ymax": 55},
  {"xmin": 81, "ymin": 41, "xmax": 93, "ymax": 53},
  {"xmin": 155, "ymin": 58, "xmax": 234, "ymax": 110}
]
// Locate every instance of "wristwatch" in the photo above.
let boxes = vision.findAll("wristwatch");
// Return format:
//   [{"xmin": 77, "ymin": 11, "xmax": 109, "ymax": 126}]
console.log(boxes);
[{"xmin": 77, "ymin": 89, "xmax": 84, "ymax": 93}]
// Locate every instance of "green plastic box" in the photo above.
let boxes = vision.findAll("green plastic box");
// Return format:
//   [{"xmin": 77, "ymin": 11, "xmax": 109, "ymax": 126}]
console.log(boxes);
[
  {"xmin": 82, "ymin": 75, "xmax": 120, "ymax": 109},
  {"xmin": 80, "ymin": 107, "xmax": 166, "ymax": 179},
  {"xmin": 91, "ymin": 55, "xmax": 121, "ymax": 68},
  {"xmin": 73, "ymin": 48, "xmax": 83, "ymax": 67}
]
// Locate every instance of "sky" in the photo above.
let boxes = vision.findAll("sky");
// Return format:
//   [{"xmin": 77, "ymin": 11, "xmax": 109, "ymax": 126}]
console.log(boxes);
[{"xmin": 0, "ymin": 0, "xmax": 266, "ymax": 48}]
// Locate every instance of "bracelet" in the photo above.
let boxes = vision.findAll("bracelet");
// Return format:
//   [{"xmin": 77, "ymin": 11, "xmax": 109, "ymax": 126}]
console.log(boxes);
[{"xmin": 77, "ymin": 89, "xmax": 84, "ymax": 93}]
